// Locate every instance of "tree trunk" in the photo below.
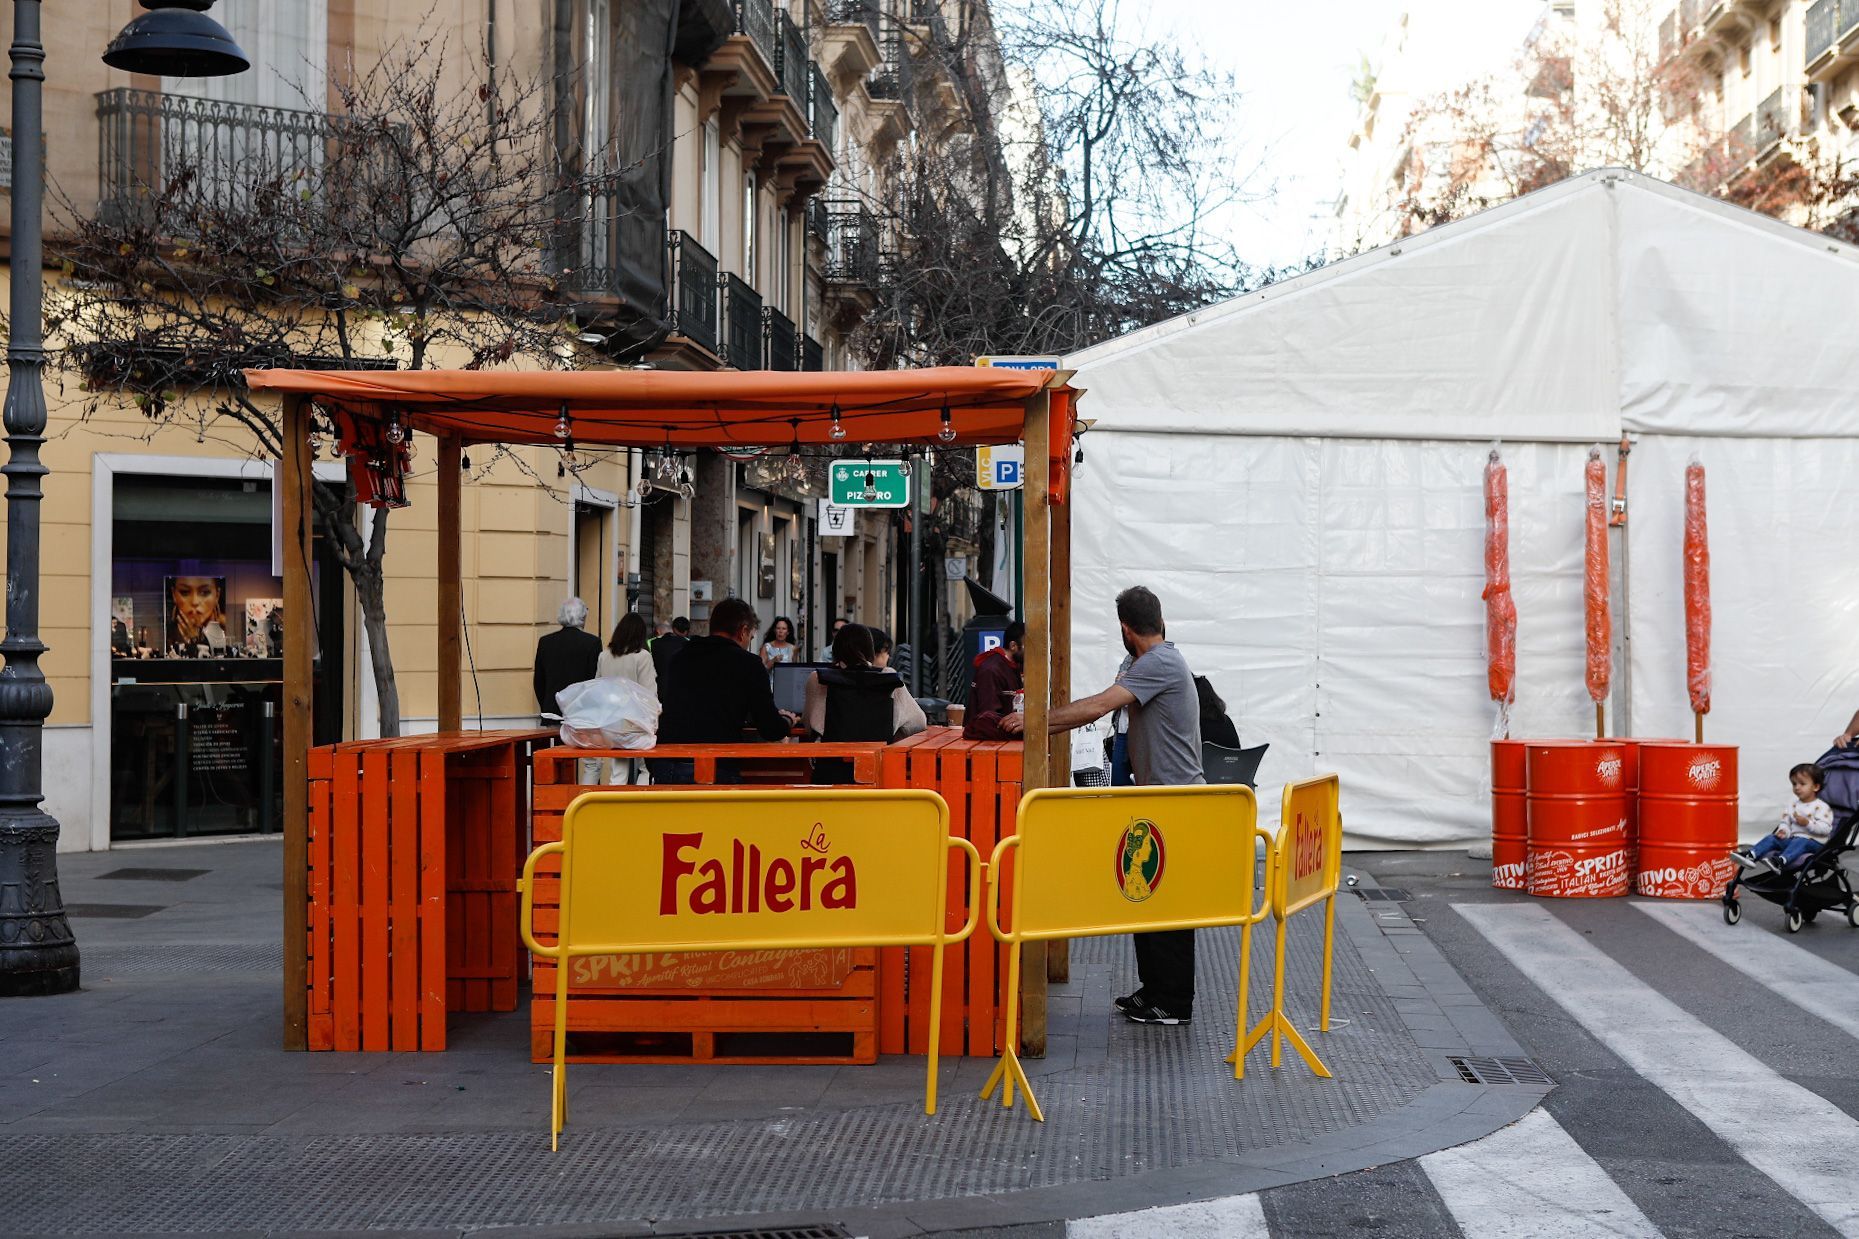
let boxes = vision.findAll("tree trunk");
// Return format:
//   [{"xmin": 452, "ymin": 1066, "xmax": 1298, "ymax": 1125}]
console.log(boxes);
[{"xmin": 358, "ymin": 569, "xmax": 401, "ymax": 738}]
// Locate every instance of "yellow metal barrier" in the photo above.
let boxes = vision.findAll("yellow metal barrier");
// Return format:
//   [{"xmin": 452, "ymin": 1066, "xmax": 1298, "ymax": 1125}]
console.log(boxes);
[
  {"xmin": 981, "ymin": 784, "xmax": 1275, "ymax": 1121},
  {"xmin": 518, "ymin": 788, "xmax": 981, "ymax": 1149},
  {"xmin": 1228, "ymin": 774, "xmax": 1343, "ymax": 1080}
]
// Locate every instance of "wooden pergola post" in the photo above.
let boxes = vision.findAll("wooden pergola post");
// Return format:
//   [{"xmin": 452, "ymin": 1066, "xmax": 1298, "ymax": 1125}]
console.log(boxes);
[
  {"xmin": 1019, "ymin": 389, "xmax": 1051, "ymax": 1056},
  {"xmin": 436, "ymin": 435, "xmax": 463, "ymax": 733},
  {"xmin": 1046, "ymin": 465, "xmax": 1072, "ymax": 985},
  {"xmin": 281, "ymin": 393, "xmax": 314, "ymax": 1050}
]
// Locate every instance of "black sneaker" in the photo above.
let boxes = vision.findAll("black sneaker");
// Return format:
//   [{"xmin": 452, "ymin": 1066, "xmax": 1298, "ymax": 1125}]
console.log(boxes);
[
  {"xmin": 1114, "ymin": 990, "xmax": 1146, "ymax": 1015},
  {"xmin": 1122, "ymin": 999, "xmax": 1190, "ymax": 1025}
]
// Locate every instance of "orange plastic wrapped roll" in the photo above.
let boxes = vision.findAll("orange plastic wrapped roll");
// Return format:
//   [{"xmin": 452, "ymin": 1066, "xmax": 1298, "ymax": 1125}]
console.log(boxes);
[
  {"xmin": 1585, "ymin": 448, "xmax": 1611, "ymax": 706},
  {"xmin": 1482, "ymin": 451, "xmax": 1516, "ymax": 710},
  {"xmin": 1684, "ymin": 459, "xmax": 1710, "ymax": 717}
]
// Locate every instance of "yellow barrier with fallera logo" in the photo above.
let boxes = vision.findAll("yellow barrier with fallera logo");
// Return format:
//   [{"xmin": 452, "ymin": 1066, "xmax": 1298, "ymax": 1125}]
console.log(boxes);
[
  {"xmin": 1229, "ymin": 773, "xmax": 1343, "ymax": 1080},
  {"xmin": 982, "ymin": 784, "xmax": 1275, "ymax": 1121},
  {"xmin": 518, "ymin": 789, "xmax": 981, "ymax": 1149}
]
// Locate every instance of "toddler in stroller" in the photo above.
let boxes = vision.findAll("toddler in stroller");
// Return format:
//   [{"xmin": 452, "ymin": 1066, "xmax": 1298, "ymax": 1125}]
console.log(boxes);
[{"xmin": 1723, "ymin": 748, "xmax": 1859, "ymax": 933}]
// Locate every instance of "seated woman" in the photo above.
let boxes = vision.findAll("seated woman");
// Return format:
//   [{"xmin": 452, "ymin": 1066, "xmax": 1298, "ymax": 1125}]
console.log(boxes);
[{"xmin": 803, "ymin": 622, "xmax": 927, "ymax": 782}]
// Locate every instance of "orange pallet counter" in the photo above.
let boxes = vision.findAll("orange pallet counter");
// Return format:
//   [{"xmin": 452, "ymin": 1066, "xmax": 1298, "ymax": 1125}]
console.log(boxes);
[
  {"xmin": 1525, "ymin": 740, "xmax": 1631, "ymax": 898},
  {"xmin": 1636, "ymin": 743, "xmax": 1739, "ymax": 899},
  {"xmin": 304, "ymin": 730, "xmax": 551, "ymax": 1051}
]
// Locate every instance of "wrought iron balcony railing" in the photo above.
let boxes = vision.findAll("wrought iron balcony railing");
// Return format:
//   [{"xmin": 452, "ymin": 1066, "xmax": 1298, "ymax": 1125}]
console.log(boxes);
[
  {"xmin": 823, "ymin": 201, "xmax": 879, "ymax": 285},
  {"xmin": 1727, "ymin": 111, "xmax": 1755, "ymax": 156},
  {"xmin": 1756, "ymin": 87, "xmax": 1792, "ymax": 149},
  {"xmin": 668, "ymin": 231, "xmax": 719, "ymax": 355},
  {"xmin": 719, "ymin": 271, "xmax": 763, "ymax": 368},
  {"xmin": 1806, "ymin": 0, "xmax": 1857, "ymax": 63},
  {"xmin": 763, "ymin": 305, "xmax": 798, "ymax": 371},
  {"xmin": 774, "ymin": 10, "xmax": 810, "ymax": 109},
  {"xmin": 734, "ymin": 0, "xmax": 777, "ymax": 73},
  {"xmin": 96, "ymin": 88, "xmax": 337, "ymax": 223},
  {"xmin": 807, "ymin": 196, "xmax": 829, "ymax": 241},
  {"xmin": 801, "ymin": 334, "xmax": 823, "ymax": 371},
  {"xmin": 1679, "ymin": 0, "xmax": 1705, "ymax": 33},
  {"xmin": 811, "ymin": 64, "xmax": 838, "ymax": 152},
  {"xmin": 825, "ymin": 0, "xmax": 881, "ymax": 47},
  {"xmin": 867, "ymin": 21, "xmax": 914, "ymax": 102}
]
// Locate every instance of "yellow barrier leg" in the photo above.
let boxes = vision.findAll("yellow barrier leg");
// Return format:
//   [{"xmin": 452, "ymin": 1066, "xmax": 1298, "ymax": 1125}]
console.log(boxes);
[
  {"xmin": 981, "ymin": 936, "xmax": 1020, "ymax": 1106},
  {"xmin": 1274, "ymin": 1013, "xmax": 1333, "ymax": 1079},
  {"xmin": 925, "ymin": 943, "xmax": 945, "ymax": 1116},
  {"xmin": 1227, "ymin": 918, "xmax": 1256, "ymax": 1079},
  {"xmin": 550, "ymin": 958, "xmax": 570, "ymax": 1151},
  {"xmin": 1269, "ymin": 918, "xmax": 1289, "ymax": 1068},
  {"xmin": 1319, "ymin": 892, "xmax": 1337, "ymax": 1032}
]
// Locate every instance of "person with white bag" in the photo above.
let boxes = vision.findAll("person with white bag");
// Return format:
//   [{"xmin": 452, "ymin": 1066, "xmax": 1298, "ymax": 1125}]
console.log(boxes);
[{"xmin": 594, "ymin": 613, "xmax": 656, "ymax": 783}]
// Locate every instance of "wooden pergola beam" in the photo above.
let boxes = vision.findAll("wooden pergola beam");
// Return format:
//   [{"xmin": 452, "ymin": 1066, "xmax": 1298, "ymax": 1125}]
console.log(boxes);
[
  {"xmin": 1019, "ymin": 389, "xmax": 1051, "ymax": 1056},
  {"xmin": 437, "ymin": 435, "xmax": 463, "ymax": 732}
]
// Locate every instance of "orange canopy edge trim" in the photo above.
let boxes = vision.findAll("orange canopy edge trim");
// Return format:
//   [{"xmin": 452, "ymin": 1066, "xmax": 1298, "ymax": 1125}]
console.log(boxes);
[{"xmin": 244, "ymin": 365, "xmax": 1076, "ymax": 449}]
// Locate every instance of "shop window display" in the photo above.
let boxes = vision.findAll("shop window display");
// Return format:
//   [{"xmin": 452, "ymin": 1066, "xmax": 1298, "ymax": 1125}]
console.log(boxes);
[{"xmin": 108, "ymin": 475, "xmax": 334, "ymax": 840}]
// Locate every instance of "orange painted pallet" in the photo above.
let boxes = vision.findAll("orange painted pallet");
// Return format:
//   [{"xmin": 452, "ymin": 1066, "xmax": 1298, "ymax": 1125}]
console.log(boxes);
[
  {"xmin": 526, "ymin": 742, "xmax": 886, "ymax": 1066},
  {"xmin": 304, "ymin": 731, "xmax": 548, "ymax": 1051}
]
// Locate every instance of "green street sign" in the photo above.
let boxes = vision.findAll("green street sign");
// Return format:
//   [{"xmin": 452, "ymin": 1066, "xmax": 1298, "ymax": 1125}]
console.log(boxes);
[{"xmin": 829, "ymin": 459, "xmax": 910, "ymax": 508}]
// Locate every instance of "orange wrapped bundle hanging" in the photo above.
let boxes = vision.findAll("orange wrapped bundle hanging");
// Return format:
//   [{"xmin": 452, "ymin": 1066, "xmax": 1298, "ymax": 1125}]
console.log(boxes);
[
  {"xmin": 1482, "ymin": 450, "xmax": 1517, "ymax": 723},
  {"xmin": 1684, "ymin": 458, "xmax": 1710, "ymax": 720},
  {"xmin": 1584, "ymin": 448, "xmax": 1611, "ymax": 727}
]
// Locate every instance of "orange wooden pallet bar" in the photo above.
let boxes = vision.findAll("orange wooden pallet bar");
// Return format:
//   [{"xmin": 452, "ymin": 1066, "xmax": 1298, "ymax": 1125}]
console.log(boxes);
[
  {"xmin": 525, "ymin": 742, "xmax": 890, "ymax": 1065},
  {"xmin": 305, "ymin": 730, "xmax": 548, "ymax": 1051}
]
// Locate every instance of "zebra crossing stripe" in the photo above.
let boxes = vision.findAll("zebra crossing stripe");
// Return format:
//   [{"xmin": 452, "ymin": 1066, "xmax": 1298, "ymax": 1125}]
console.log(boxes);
[
  {"xmin": 1456, "ymin": 902, "xmax": 1859, "ymax": 1236},
  {"xmin": 1632, "ymin": 901, "xmax": 1859, "ymax": 1042},
  {"xmin": 1421, "ymin": 1107, "xmax": 1660, "ymax": 1238},
  {"xmin": 1068, "ymin": 1190, "xmax": 1269, "ymax": 1238}
]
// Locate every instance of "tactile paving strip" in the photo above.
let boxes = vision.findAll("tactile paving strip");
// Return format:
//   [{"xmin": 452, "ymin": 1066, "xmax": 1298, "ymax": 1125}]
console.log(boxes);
[
  {"xmin": 6, "ymin": 916, "xmax": 1434, "ymax": 1233},
  {"xmin": 81, "ymin": 942, "xmax": 281, "ymax": 975}
]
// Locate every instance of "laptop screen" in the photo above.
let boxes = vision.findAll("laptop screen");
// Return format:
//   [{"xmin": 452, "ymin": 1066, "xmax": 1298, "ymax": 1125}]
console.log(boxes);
[{"xmin": 771, "ymin": 662, "xmax": 832, "ymax": 716}]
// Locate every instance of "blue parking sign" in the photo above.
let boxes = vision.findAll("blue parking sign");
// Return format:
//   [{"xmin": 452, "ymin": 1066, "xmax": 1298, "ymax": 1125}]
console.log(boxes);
[{"xmin": 996, "ymin": 459, "xmax": 1021, "ymax": 486}]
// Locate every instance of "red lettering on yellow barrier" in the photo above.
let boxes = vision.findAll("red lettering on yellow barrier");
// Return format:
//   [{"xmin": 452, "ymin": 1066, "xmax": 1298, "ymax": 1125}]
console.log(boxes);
[{"xmin": 659, "ymin": 830, "xmax": 857, "ymax": 916}]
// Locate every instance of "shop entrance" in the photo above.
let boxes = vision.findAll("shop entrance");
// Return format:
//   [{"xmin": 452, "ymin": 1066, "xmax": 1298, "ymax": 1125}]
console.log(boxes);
[{"xmin": 108, "ymin": 473, "xmax": 344, "ymax": 841}]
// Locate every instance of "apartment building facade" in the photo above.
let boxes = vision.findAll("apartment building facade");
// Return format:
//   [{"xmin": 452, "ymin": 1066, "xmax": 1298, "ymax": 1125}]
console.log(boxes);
[
  {"xmin": 2, "ymin": 0, "xmax": 1005, "ymax": 852},
  {"xmin": 1333, "ymin": 0, "xmax": 1859, "ymax": 254}
]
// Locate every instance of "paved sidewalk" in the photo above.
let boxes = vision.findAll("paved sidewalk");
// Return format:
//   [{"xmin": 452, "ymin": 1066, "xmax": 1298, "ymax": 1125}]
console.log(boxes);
[{"xmin": 0, "ymin": 841, "xmax": 1542, "ymax": 1237}]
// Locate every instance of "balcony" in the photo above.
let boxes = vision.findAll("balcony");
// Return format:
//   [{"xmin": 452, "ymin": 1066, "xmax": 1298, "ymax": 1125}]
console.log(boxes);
[
  {"xmin": 763, "ymin": 305, "xmax": 798, "ymax": 370},
  {"xmin": 1807, "ymin": 0, "xmax": 1859, "ymax": 80},
  {"xmin": 807, "ymin": 195, "xmax": 829, "ymax": 243},
  {"xmin": 824, "ymin": 201, "xmax": 880, "ymax": 284},
  {"xmin": 718, "ymin": 271, "xmax": 763, "ymax": 369},
  {"xmin": 667, "ymin": 231, "xmax": 719, "ymax": 357},
  {"xmin": 811, "ymin": 64, "xmax": 839, "ymax": 155},
  {"xmin": 773, "ymin": 10, "xmax": 811, "ymax": 112},
  {"xmin": 96, "ymin": 88, "xmax": 336, "ymax": 224},
  {"xmin": 801, "ymin": 334, "xmax": 823, "ymax": 371},
  {"xmin": 866, "ymin": 20, "xmax": 915, "ymax": 141},
  {"xmin": 820, "ymin": 0, "xmax": 882, "ymax": 79},
  {"xmin": 1755, "ymin": 86, "xmax": 1795, "ymax": 155}
]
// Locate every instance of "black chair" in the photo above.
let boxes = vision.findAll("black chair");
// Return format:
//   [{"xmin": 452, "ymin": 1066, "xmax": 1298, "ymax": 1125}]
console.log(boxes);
[{"xmin": 1202, "ymin": 741, "xmax": 1267, "ymax": 789}]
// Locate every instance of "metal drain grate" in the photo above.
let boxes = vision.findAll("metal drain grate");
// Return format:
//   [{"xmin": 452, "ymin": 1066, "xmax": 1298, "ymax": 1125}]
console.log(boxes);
[
  {"xmin": 96, "ymin": 867, "xmax": 208, "ymax": 882},
  {"xmin": 1355, "ymin": 887, "xmax": 1413, "ymax": 902},
  {"xmin": 63, "ymin": 903, "xmax": 165, "ymax": 920},
  {"xmin": 1448, "ymin": 1055, "xmax": 1553, "ymax": 1086},
  {"xmin": 661, "ymin": 1220, "xmax": 851, "ymax": 1227}
]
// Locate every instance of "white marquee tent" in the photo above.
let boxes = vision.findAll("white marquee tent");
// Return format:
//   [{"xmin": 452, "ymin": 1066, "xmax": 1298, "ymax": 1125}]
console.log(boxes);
[{"xmin": 1064, "ymin": 169, "xmax": 1859, "ymax": 848}]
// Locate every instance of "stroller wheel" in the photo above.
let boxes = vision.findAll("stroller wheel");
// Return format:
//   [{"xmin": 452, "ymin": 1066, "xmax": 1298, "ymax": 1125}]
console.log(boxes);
[
  {"xmin": 1848, "ymin": 904, "xmax": 1859, "ymax": 929},
  {"xmin": 1787, "ymin": 908, "xmax": 1804, "ymax": 934},
  {"xmin": 1723, "ymin": 900, "xmax": 1741, "ymax": 926}
]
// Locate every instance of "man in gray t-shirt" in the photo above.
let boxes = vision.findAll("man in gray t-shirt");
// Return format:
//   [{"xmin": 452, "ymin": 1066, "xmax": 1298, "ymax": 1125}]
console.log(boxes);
[{"xmin": 1045, "ymin": 586, "xmax": 1204, "ymax": 1025}]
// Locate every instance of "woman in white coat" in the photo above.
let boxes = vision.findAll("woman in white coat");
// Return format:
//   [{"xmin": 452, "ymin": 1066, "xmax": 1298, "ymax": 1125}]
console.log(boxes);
[{"xmin": 597, "ymin": 612, "xmax": 656, "ymax": 783}]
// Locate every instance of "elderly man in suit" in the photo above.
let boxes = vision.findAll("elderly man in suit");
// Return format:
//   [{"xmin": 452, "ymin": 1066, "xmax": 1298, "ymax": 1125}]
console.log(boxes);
[{"xmin": 533, "ymin": 597, "xmax": 603, "ymax": 720}]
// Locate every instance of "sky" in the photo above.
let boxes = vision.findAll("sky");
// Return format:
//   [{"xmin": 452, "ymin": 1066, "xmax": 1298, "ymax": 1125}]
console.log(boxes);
[{"xmin": 1115, "ymin": 0, "xmax": 1549, "ymax": 268}]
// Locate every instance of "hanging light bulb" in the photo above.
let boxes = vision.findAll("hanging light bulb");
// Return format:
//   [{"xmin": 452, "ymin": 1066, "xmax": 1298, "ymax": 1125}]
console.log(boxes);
[
  {"xmin": 460, "ymin": 449, "xmax": 471, "ymax": 471},
  {"xmin": 384, "ymin": 414, "xmax": 406, "ymax": 446},
  {"xmin": 861, "ymin": 469, "xmax": 879, "ymax": 503},
  {"xmin": 829, "ymin": 405, "xmax": 846, "ymax": 441},
  {"xmin": 554, "ymin": 403, "xmax": 572, "ymax": 440},
  {"xmin": 937, "ymin": 404, "xmax": 955, "ymax": 443}
]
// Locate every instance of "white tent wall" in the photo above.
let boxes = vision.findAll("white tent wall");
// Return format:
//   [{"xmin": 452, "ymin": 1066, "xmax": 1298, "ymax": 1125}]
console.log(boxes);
[
  {"xmin": 1072, "ymin": 433, "xmax": 1600, "ymax": 847},
  {"xmin": 1625, "ymin": 435, "xmax": 1859, "ymax": 837},
  {"xmin": 1066, "ymin": 170, "xmax": 1859, "ymax": 850}
]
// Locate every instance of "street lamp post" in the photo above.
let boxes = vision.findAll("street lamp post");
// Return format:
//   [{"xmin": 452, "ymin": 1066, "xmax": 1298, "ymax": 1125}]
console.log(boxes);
[{"xmin": 0, "ymin": 0, "xmax": 247, "ymax": 996}]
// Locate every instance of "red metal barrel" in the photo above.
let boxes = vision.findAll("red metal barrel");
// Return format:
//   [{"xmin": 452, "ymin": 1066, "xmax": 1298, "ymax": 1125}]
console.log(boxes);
[
  {"xmin": 1526, "ymin": 741, "xmax": 1631, "ymax": 897},
  {"xmin": 1635, "ymin": 743, "xmax": 1738, "ymax": 899},
  {"xmin": 1491, "ymin": 740, "xmax": 1528, "ymax": 890}
]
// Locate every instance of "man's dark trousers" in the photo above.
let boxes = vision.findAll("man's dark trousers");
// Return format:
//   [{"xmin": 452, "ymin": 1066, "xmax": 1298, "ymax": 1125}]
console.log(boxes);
[{"xmin": 1112, "ymin": 733, "xmax": 1194, "ymax": 1015}]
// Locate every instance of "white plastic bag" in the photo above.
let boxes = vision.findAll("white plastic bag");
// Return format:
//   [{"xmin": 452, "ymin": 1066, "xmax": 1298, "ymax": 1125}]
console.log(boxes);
[{"xmin": 556, "ymin": 676, "xmax": 661, "ymax": 750}]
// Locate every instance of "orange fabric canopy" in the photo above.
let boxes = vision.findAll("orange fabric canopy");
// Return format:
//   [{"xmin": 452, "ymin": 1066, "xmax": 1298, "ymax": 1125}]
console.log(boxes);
[{"xmin": 243, "ymin": 365, "xmax": 1067, "ymax": 449}]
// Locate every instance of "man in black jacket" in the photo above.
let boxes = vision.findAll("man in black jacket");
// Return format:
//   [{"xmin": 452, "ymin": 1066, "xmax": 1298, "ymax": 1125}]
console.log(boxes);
[
  {"xmin": 533, "ymin": 597, "xmax": 603, "ymax": 720},
  {"xmin": 649, "ymin": 615, "xmax": 691, "ymax": 695},
  {"xmin": 653, "ymin": 598, "xmax": 795, "ymax": 783}
]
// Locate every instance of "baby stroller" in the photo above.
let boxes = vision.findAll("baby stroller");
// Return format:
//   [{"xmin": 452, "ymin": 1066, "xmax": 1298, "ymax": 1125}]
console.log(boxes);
[{"xmin": 1722, "ymin": 745, "xmax": 1859, "ymax": 934}]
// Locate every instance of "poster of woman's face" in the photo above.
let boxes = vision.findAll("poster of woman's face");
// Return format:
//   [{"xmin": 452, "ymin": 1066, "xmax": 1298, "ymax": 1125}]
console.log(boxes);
[{"xmin": 166, "ymin": 575, "xmax": 226, "ymax": 648}]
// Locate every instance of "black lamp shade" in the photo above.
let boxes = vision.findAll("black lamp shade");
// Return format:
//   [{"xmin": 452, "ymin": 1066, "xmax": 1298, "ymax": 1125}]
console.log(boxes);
[{"xmin": 103, "ymin": 8, "xmax": 251, "ymax": 78}]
